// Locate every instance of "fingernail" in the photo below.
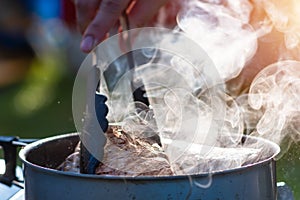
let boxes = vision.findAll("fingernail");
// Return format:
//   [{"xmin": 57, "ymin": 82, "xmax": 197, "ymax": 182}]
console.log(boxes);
[{"xmin": 81, "ymin": 36, "xmax": 94, "ymax": 53}]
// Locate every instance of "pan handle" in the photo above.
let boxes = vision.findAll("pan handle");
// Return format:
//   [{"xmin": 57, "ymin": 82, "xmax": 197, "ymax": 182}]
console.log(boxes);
[{"xmin": 0, "ymin": 136, "xmax": 36, "ymax": 186}]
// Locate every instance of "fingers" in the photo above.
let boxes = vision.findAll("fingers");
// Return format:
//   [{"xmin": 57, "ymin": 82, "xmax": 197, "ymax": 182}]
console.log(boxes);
[
  {"xmin": 78, "ymin": 0, "xmax": 170, "ymax": 53},
  {"xmin": 74, "ymin": 0, "xmax": 102, "ymax": 34},
  {"xmin": 128, "ymin": 0, "xmax": 169, "ymax": 28},
  {"xmin": 118, "ymin": 0, "xmax": 169, "ymax": 52},
  {"xmin": 119, "ymin": 0, "xmax": 169, "ymax": 52},
  {"xmin": 81, "ymin": 0, "xmax": 131, "ymax": 53}
]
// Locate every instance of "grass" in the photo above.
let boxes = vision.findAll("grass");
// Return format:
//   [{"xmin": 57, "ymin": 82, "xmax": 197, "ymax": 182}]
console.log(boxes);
[
  {"xmin": 0, "ymin": 76, "xmax": 76, "ymax": 139},
  {"xmin": 277, "ymin": 142, "xmax": 300, "ymax": 199}
]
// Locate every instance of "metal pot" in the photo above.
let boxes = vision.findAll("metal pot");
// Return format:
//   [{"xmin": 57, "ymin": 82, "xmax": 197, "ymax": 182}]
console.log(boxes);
[{"xmin": 19, "ymin": 133, "xmax": 280, "ymax": 200}]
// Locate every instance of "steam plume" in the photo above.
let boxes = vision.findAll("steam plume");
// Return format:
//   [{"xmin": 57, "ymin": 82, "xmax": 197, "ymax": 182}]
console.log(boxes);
[
  {"xmin": 248, "ymin": 60, "xmax": 300, "ymax": 153},
  {"xmin": 98, "ymin": 0, "xmax": 300, "ymax": 175}
]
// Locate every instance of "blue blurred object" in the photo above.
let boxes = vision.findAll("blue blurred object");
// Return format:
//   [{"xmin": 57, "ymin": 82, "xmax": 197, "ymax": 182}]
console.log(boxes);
[{"xmin": 27, "ymin": 0, "xmax": 61, "ymax": 19}]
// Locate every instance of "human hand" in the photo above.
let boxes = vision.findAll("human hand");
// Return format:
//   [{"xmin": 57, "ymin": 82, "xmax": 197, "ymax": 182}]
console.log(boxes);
[{"xmin": 73, "ymin": 0, "xmax": 169, "ymax": 53}]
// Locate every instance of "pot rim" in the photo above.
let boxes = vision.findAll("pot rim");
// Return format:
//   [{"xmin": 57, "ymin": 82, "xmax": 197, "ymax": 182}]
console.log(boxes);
[{"xmin": 19, "ymin": 132, "xmax": 280, "ymax": 180}]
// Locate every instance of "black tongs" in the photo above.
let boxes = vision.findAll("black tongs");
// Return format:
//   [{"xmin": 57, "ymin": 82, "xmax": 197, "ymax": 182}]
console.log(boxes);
[
  {"xmin": 80, "ymin": 13, "xmax": 150, "ymax": 174},
  {"xmin": 120, "ymin": 12, "xmax": 149, "ymax": 105}
]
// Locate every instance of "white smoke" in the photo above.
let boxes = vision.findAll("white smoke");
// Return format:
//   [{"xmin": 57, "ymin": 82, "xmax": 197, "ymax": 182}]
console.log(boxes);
[
  {"xmin": 97, "ymin": 0, "xmax": 300, "ymax": 175},
  {"xmin": 177, "ymin": 0, "xmax": 257, "ymax": 81},
  {"xmin": 253, "ymin": 0, "xmax": 300, "ymax": 58},
  {"xmin": 248, "ymin": 60, "xmax": 300, "ymax": 154}
]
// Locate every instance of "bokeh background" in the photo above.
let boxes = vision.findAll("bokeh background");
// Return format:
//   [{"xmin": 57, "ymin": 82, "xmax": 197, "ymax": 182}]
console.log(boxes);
[
  {"xmin": 0, "ymin": 0, "xmax": 299, "ymax": 199},
  {"xmin": 0, "ymin": 0, "xmax": 80, "ymax": 138}
]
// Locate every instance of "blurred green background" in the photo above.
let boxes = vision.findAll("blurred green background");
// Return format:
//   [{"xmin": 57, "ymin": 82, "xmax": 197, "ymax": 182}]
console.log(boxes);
[
  {"xmin": 0, "ymin": 0, "xmax": 299, "ymax": 199},
  {"xmin": 0, "ymin": 0, "xmax": 80, "ymax": 138}
]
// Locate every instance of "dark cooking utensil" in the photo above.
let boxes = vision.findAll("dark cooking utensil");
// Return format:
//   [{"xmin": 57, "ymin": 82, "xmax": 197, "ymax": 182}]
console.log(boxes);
[
  {"xmin": 79, "ymin": 59, "xmax": 109, "ymax": 174},
  {"xmin": 80, "ymin": 13, "xmax": 155, "ymax": 174},
  {"xmin": 80, "ymin": 92, "xmax": 109, "ymax": 174},
  {"xmin": 0, "ymin": 134, "xmax": 293, "ymax": 199},
  {"xmin": 104, "ymin": 12, "xmax": 149, "ymax": 105},
  {"xmin": 122, "ymin": 13, "xmax": 149, "ymax": 105},
  {"xmin": 19, "ymin": 133, "xmax": 284, "ymax": 200}
]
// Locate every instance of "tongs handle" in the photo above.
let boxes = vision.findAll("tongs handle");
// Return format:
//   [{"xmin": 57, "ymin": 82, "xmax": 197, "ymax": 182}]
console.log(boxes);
[
  {"xmin": 80, "ymin": 93, "xmax": 108, "ymax": 174},
  {"xmin": 80, "ymin": 52, "xmax": 109, "ymax": 174},
  {"xmin": 120, "ymin": 13, "xmax": 149, "ymax": 105},
  {"xmin": 120, "ymin": 12, "xmax": 135, "ymax": 70}
]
